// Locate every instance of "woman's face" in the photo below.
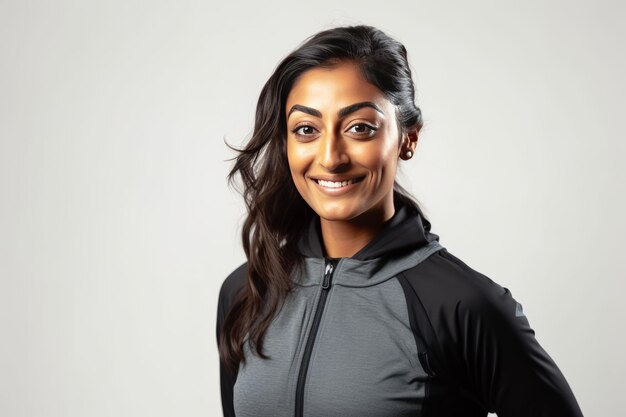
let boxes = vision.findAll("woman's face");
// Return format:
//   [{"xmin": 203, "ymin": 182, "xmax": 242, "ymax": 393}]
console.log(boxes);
[{"xmin": 285, "ymin": 61, "xmax": 412, "ymax": 223}]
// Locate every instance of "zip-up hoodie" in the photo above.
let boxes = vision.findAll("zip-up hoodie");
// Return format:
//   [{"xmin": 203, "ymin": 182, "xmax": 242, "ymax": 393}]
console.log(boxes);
[{"xmin": 216, "ymin": 199, "xmax": 583, "ymax": 417}]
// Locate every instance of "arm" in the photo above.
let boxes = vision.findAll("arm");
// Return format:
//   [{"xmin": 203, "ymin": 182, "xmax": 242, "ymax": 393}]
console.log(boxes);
[
  {"xmin": 216, "ymin": 262, "xmax": 247, "ymax": 417},
  {"xmin": 448, "ymin": 277, "xmax": 583, "ymax": 415},
  {"xmin": 403, "ymin": 249, "xmax": 584, "ymax": 416}
]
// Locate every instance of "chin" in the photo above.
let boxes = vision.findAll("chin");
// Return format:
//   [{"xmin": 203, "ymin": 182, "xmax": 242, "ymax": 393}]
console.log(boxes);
[{"xmin": 314, "ymin": 203, "xmax": 362, "ymax": 222}]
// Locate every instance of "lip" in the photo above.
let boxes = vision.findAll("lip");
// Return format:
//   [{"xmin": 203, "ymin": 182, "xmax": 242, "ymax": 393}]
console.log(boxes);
[{"xmin": 309, "ymin": 175, "xmax": 366, "ymax": 196}]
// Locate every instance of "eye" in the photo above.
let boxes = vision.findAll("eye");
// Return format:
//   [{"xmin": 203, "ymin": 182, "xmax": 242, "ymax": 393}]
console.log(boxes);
[
  {"xmin": 291, "ymin": 124, "xmax": 318, "ymax": 138},
  {"xmin": 347, "ymin": 123, "xmax": 377, "ymax": 137}
]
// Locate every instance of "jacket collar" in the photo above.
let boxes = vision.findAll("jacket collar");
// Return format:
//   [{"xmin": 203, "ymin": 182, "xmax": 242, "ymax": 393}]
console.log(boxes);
[{"xmin": 296, "ymin": 197, "xmax": 440, "ymax": 261}]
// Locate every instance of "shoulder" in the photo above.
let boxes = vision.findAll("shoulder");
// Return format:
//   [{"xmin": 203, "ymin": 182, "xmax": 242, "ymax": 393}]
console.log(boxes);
[
  {"xmin": 399, "ymin": 247, "xmax": 529, "ymax": 376},
  {"xmin": 400, "ymin": 248, "xmax": 583, "ymax": 414},
  {"xmin": 220, "ymin": 262, "xmax": 247, "ymax": 298},
  {"xmin": 402, "ymin": 247, "xmax": 521, "ymax": 320},
  {"xmin": 217, "ymin": 261, "xmax": 248, "ymax": 318},
  {"xmin": 219, "ymin": 261, "xmax": 247, "ymax": 302}
]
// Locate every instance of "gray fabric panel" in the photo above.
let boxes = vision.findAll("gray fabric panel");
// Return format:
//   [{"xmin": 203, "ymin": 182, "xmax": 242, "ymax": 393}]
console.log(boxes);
[
  {"xmin": 233, "ymin": 242, "xmax": 444, "ymax": 417},
  {"xmin": 233, "ymin": 284, "xmax": 322, "ymax": 417},
  {"xmin": 295, "ymin": 240, "xmax": 444, "ymax": 287},
  {"xmin": 303, "ymin": 277, "xmax": 429, "ymax": 417},
  {"xmin": 337, "ymin": 240, "xmax": 444, "ymax": 287}
]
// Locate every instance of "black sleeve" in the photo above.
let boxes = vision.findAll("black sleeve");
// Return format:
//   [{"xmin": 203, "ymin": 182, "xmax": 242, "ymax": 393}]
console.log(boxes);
[
  {"xmin": 216, "ymin": 262, "xmax": 247, "ymax": 417},
  {"xmin": 402, "ymin": 249, "xmax": 584, "ymax": 416}
]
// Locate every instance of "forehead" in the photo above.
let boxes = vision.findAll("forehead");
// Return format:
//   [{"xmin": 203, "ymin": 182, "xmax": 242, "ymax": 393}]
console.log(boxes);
[{"xmin": 285, "ymin": 62, "xmax": 393, "ymax": 116}]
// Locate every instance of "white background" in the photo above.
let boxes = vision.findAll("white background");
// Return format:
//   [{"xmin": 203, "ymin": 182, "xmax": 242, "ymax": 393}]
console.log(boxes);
[{"xmin": 1, "ymin": 1, "xmax": 624, "ymax": 416}]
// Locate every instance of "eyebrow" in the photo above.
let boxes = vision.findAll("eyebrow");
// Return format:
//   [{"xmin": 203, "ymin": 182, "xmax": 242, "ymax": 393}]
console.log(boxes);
[{"xmin": 287, "ymin": 101, "xmax": 384, "ymax": 120}]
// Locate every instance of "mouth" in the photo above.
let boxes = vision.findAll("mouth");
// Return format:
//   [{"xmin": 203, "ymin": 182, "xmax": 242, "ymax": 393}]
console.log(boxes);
[{"xmin": 310, "ymin": 175, "xmax": 366, "ymax": 192}]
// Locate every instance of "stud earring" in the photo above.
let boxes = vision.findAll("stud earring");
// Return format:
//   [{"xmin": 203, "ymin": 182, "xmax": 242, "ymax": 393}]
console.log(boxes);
[{"xmin": 404, "ymin": 150, "xmax": 413, "ymax": 159}]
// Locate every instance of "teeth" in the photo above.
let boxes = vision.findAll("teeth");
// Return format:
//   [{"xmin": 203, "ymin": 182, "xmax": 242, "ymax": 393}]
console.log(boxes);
[{"xmin": 317, "ymin": 178, "xmax": 360, "ymax": 188}]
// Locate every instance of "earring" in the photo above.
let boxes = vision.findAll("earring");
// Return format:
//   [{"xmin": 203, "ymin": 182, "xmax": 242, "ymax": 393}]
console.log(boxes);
[{"xmin": 404, "ymin": 150, "xmax": 413, "ymax": 159}]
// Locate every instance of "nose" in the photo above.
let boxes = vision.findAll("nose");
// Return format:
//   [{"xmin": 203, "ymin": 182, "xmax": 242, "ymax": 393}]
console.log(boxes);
[{"xmin": 318, "ymin": 130, "xmax": 350, "ymax": 172}]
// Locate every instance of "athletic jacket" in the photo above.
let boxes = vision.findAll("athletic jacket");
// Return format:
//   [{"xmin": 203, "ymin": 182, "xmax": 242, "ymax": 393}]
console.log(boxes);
[{"xmin": 216, "ymin": 200, "xmax": 583, "ymax": 417}]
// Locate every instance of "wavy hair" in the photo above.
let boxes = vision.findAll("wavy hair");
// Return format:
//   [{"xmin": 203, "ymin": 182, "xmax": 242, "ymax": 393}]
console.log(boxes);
[{"xmin": 220, "ymin": 24, "xmax": 427, "ymax": 372}]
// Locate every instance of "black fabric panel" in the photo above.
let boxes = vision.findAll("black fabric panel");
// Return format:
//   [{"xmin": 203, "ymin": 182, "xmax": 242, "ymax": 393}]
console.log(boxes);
[
  {"xmin": 401, "ymin": 248, "xmax": 584, "ymax": 416},
  {"xmin": 397, "ymin": 270, "xmax": 486, "ymax": 417},
  {"xmin": 396, "ymin": 273, "xmax": 438, "ymax": 375},
  {"xmin": 216, "ymin": 262, "xmax": 247, "ymax": 417}
]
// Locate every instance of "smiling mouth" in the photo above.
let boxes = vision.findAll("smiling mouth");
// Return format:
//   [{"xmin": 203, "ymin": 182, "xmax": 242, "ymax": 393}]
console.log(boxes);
[{"xmin": 313, "ymin": 176, "xmax": 366, "ymax": 188}]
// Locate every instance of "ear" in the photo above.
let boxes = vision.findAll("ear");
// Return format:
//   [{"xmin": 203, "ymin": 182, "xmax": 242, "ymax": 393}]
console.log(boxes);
[{"xmin": 399, "ymin": 128, "xmax": 419, "ymax": 160}]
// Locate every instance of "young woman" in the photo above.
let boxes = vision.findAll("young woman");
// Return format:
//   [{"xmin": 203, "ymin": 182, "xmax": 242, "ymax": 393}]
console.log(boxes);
[{"xmin": 216, "ymin": 25, "xmax": 583, "ymax": 417}]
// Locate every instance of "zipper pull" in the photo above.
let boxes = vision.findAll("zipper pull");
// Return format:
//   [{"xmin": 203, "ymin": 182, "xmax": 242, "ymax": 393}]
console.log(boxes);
[{"xmin": 322, "ymin": 260, "xmax": 334, "ymax": 290}]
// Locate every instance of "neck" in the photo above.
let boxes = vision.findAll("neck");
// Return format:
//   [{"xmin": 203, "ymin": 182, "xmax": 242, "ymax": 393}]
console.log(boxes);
[{"xmin": 320, "ymin": 200, "xmax": 395, "ymax": 258}]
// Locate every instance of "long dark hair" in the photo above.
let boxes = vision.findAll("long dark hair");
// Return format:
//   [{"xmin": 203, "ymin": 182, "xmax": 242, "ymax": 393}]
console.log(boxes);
[{"xmin": 220, "ymin": 24, "xmax": 427, "ymax": 372}]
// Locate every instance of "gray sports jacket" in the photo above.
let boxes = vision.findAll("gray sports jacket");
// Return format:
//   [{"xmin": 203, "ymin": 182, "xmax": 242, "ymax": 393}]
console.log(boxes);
[{"xmin": 216, "ymin": 201, "xmax": 583, "ymax": 416}]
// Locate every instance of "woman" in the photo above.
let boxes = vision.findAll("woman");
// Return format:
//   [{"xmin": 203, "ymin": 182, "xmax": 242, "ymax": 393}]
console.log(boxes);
[{"xmin": 216, "ymin": 25, "xmax": 583, "ymax": 417}]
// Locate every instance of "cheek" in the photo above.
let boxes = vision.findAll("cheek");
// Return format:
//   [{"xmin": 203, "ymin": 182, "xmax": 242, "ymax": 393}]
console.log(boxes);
[
  {"xmin": 378, "ymin": 130, "xmax": 401, "ymax": 175},
  {"xmin": 355, "ymin": 140, "xmax": 399, "ymax": 177},
  {"xmin": 286, "ymin": 140, "xmax": 299, "ymax": 173},
  {"xmin": 287, "ymin": 139, "xmax": 312, "ymax": 178}
]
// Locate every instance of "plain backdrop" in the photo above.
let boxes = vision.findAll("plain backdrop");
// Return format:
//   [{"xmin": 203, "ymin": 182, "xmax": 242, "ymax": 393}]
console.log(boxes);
[{"xmin": 1, "ymin": 1, "xmax": 624, "ymax": 416}]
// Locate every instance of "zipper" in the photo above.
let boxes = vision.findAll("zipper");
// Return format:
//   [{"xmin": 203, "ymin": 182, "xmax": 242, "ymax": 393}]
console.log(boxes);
[{"xmin": 294, "ymin": 258, "xmax": 337, "ymax": 417}]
